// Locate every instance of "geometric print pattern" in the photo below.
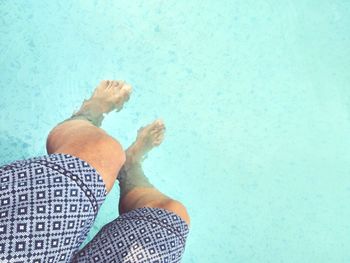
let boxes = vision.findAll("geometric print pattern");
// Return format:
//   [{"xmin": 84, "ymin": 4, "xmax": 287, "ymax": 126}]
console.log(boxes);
[
  {"xmin": 0, "ymin": 153, "xmax": 189, "ymax": 262},
  {"xmin": 0, "ymin": 153, "xmax": 107, "ymax": 263},
  {"xmin": 72, "ymin": 207, "xmax": 189, "ymax": 263}
]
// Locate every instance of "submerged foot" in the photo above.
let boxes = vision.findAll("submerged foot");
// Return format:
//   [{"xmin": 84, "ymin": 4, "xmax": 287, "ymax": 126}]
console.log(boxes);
[
  {"xmin": 77, "ymin": 80, "xmax": 132, "ymax": 115},
  {"xmin": 125, "ymin": 119, "xmax": 166, "ymax": 169},
  {"xmin": 90, "ymin": 80, "xmax": 132, "ymax": 113}
]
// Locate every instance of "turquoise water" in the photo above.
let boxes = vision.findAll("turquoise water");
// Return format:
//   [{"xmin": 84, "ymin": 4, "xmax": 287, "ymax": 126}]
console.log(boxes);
[{"xmin": 1, "ymin": 1, "xmax": 350, "ymax": 262}]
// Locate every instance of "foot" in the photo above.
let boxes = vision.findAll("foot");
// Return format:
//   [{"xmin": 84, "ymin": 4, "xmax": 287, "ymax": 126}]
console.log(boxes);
[
  {"xmin": 80, "ymin": 80, "xmax": 132, "ymax": 114},
  {"xmin": 125, "ymin": 119, "xmax": 166, "ymax": 169}
]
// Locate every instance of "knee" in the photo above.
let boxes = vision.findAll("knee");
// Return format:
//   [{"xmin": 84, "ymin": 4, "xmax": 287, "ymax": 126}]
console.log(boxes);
[
  {"xmin": 77, "ymin": 135, "xmax": 125, "ymax": 193},
  {"xmin": 158, "ymin": 199, "xmax": 191, "ymax": 226},
  {"xmin": 46, "ymin": 120, "xmax": 95, "ymax": 153},
  {"xmin": 46, "ymin": 124, "xmax": 67, "ymax": 153},
  {"xmin": 99, "ymin": 135, "xmax": 126, "ymax": 167}
]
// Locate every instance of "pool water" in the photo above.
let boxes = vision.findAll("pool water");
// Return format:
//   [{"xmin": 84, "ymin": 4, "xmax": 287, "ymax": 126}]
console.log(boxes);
[{"xmin": 1, "ymin": 1, "xmax": 350, "ymax": 262}]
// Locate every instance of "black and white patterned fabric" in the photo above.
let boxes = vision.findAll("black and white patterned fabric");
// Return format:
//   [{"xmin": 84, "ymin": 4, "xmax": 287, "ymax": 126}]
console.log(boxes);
[
  {"xmin": 73, "ymin": 207, "xmax": 189, "ymax": 263},
  {"xmin": 0, "ymin": 153, "xmax": 189, "ymax": 263},
  {"xmin": 0, "ymin": 153, "xmax": 107, "ymax": 263}
]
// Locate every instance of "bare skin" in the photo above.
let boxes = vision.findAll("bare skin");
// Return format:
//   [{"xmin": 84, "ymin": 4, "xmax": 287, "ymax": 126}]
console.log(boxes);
[
  {"xmin": 46, "ymin": 80, "xmax": 190, "ymax": 225},
  {"xmin": 46, "ymin": 80, "xmax": 132, "ymax": 192},
  {"xmin": 79, "ymin": 80, "xmax": 131, "ymax": 116},
  {"xmin": 120, "ymin": 119, "xmax": 191, "ymax": 225},
  {"xmin": 124, "ymin": 119, "xmax": 165, "ymax": 169}
]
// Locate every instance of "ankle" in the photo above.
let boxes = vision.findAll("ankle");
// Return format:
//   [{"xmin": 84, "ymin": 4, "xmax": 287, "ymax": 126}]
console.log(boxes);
[
  {"xmin": 125, "ymin": 150, "xmax": 145, "ymax": 170},
  {"xmin": 81, "ymin": 99, "xmax": 106, "ymax": 113},
  {"xmin": 70, "ymin": 99, "xmax": 106, "ymax": 127},
  {"xmin": 124, "ymin": 156, "xmax": 141, "ymax": 172}
]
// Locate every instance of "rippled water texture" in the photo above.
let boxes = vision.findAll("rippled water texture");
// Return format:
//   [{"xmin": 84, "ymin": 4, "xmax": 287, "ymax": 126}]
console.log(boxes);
[{"xmin": 0, "ymin": 1, "xmax": 350, "ymax": 262}]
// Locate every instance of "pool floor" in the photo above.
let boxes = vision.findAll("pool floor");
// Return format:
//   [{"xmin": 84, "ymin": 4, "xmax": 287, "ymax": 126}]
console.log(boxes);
[{"xmin": 0, "ymin": 1, "xmax": 350, "ymax": 262}]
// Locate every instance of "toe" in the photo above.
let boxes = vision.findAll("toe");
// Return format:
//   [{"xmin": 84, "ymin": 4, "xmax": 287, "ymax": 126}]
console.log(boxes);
[
  {"xmin": 155, "ymin": 119, "xmax": 163, "ymax": 125},
  {"xmin": 111, "ymin": 80, "xmax": 119, "ymax": 88},
  {"xmin": 96, "ymin": 80, "xmax": 110, "ymax": 91},
  {"xmin": 101, "ymin": 80, "xmax": 109, "ymax": 86},
  {"xmin": 107, "ymin": 80, "xmax": 116, "ymax": 89},
  {"xmin": 122, "ymin": 88, "xmax": 132, "ymax": 101},
  {"xmin": 121, "ymin": 83, "xmax": 132, "ymax": 95},
  {"xmin": 150, "ymin": 130, "xmax": 157, "ymax": 135},
  {"xmin": 155, "ymin": 124, "xmax": 165, "ymax": 131},
  {"xmin": 153, "ymin": 139, "xmax": 163, "ymax": 146},
  {"xmin": 149, "ymin": 122, "xmax": 160, "ymax": 130},
  {"xmin": 155, "ymin": 133, "xmax": 164, "ymax": 141},
  {"xmin": 117, "ymin": 80, "xmax": 126, "ymax": 89},
  {"xmin": 151, "ymin": 130, "xmax": 162, "ymax": 137},
  {"xmin": 116, "ymin": 84, "xmax": 131, "ymax": 103},
  {"xmin": 155, "ymin": 120, "xmax": 165, "ymax": 129}
]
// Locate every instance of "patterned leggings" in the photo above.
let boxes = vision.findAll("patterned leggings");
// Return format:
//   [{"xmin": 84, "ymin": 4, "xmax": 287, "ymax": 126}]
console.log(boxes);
[{"xmin": 0, "ymin": 153, "xmax": 189, "ymax": 263}]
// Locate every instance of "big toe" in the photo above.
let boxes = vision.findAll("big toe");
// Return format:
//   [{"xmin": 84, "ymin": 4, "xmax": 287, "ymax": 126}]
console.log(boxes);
[
  {"xmin": 153, "ymin": 130, "xmax": 165, "ymax": 145},
  {"xmin": 93, "ymin": 80, "xmax": 110, "ymax": 95},
  {"xmin": 108, "ymin": 80, "xmax": 123, "ymax": 89},
  {"xmin": 101, "ymin": 80, "xmax": 110, "ymax": 87},
  {"xmin": 121, "ymin": 84, "xmax": 132, "ymax": 100},
  {"xmin": 154, "ymin": 119, "xmax": 165, "ymax": 129},
  {"xmin": 151, "ymin": 121, "xmax": 165, "ymax": 136}
]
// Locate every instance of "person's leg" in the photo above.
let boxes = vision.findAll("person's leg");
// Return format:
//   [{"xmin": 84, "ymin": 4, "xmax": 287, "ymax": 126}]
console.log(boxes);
[
  {"xmin": 73, "ymin": 207, "xmax": 189, "ymax": 263},
  {"xmin": 0, "ymin": 154, "xmax": 110, "ymax": 262},
  {"xmin": 118, "ymin": 119, "xmax": 190, "ymax": 225},
  {"xmin": 72, "ymin": 120, "xmax": 190, "ymax": 263},
  {"xmin": 46, "ymin": 80, "xmax": 132, "ymax": 192}
]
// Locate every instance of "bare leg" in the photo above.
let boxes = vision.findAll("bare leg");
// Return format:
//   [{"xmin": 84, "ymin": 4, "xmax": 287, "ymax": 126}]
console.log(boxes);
[
  {"xmin": 118, "ymin": 119, "xmax": 191, "ymax": 225},
  {"xmin": 46, "ymin": 80, "xmax": 132, "ymax": 192}
]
